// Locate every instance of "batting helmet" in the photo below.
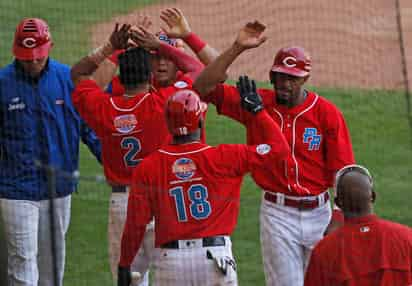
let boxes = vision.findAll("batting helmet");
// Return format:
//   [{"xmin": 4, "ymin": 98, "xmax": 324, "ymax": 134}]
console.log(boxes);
[
  {"xmin": 270, "ymin": 46, "xmax": 311, "ymax": 77},
  {"xmin": 13, "ymin": 18, "xmax": 52, "ymax": 60},
  {"xmin": 165, "ymin": 89, "xmax": 203, "ymax": 136}
]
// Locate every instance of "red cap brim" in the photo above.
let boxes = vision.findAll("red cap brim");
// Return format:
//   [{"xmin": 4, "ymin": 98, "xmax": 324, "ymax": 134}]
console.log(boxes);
[
  {"xmin": 271, "ymin": 65, "xmax": 309, "ymax": 77},
  {"xmin": 13, "ymin": 42, "xmax": 52, "ymax": 60}
]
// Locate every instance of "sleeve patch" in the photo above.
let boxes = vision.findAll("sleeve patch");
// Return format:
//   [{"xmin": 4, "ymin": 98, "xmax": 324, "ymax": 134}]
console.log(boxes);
[
  {"xmin": 256, "ymin": 144, "xmax": 271, "ymax": 155},
  {"xmin": 174, "ymin": 81, "xmax": 189, "ymax": 89}
]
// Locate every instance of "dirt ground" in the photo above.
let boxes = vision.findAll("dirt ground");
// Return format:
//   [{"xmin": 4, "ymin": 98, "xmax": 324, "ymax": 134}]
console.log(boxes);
[{"xmin": 91, "ymin": 0, "xmax": 412, "ymax": 90}]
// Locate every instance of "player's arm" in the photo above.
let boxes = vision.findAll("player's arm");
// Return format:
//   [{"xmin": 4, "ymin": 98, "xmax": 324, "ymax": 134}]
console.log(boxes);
[
  {"xmin": 92, "ymin": 17, "xmax": 152, "ymax": 90},
  {"xmin": 193, "ymin": 21, "xmax": 266, "ymax": 98},
  {"xmin": 79, "ymin": 120, "xmax": 102, "ymax": 164},
  {"xmin": 118, "ymin": 170, "xmax": 153, "ymax": 285},
  {"xmin": 160, "ymin": 8, "xmax": 219, "ymax": 65},
  {"xmin": 70, "ymin": 23, "xmax": 130, "ymax": 86},
  {"xmin": 304, "ymin": 249, "xmax": 328, "ymax": 286},
  {"xmin": 130, "ymin": 26, "xmax": 204, "ymax": 81}
]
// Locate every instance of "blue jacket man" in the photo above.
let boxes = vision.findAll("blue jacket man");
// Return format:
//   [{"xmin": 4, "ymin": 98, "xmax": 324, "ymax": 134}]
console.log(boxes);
[{"xmin": 0, "ymin": 18, "xmax": 101, "ymax": 286}]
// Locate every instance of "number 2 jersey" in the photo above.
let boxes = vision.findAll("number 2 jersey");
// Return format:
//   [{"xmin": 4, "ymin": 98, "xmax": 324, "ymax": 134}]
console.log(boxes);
[
  {"xmin": 119, "ymin": 110, "xmax": 290, "ymax": 266},
  {"xmin": 72, "ymin": 79, "xmax": 190, "ymax": 186}
]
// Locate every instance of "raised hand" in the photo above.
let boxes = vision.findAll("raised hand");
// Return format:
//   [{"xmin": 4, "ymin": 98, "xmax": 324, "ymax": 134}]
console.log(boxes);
[
  {"xmin": 235, "ymin": 21, "xmax": 267, "ymax": 50},
  {"xmin": 160, "ymin": 8, "xmax": 191, "ymax": 38},
  {"xmin": 129, "ymin": 26, "xmax": 161, "ymax": 50},
  {"xmin": 109, "ymin": 23, "xmax": 131, "ymax": 50}
]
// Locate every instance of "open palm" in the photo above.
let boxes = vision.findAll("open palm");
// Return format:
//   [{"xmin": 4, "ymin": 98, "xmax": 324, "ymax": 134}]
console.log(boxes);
[{"xmin": 235, "ymin": 21, "xmax": 267, "ymax": 49}]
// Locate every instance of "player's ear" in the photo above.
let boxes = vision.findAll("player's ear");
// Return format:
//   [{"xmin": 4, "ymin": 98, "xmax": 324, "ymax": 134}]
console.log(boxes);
[{"xmin": 334, "ymin": 196, "xmax": 342, "ymax": 209}]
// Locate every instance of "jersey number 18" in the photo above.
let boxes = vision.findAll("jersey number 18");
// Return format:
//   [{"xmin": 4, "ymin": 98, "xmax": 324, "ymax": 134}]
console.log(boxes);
[{"xmin": 169, "ymin": 184, "xmax": 211, "ymax": 221}]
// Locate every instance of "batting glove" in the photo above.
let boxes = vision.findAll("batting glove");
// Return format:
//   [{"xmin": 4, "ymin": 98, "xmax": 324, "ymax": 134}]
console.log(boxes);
[
  {"xmin": 117, "ymin": 265, "xmax": 131, "ymax": 286},
  {"xmin": 236, "ymin": 75, "xmax": 263, "ymax": 114}
]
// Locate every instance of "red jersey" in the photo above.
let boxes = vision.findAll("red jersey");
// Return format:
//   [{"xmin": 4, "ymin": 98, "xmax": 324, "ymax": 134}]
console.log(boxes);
[
  {"xmin": 111, "ymin": 74, "xmax": 208, "ymax": 143},
  {"xmin": 203, "ymin": 84, "xmax": 355, "ymax": 196},
  {"xmin": 305, "ymin": 215, "xmax": 412, "ymax": 286},
  {"xmin": 72, "ymin": 79, "xmax": 172, "ymax": 186},
  {"xmin": 119, "ymin": 110, "xmax": 290, "ymax": 266}
]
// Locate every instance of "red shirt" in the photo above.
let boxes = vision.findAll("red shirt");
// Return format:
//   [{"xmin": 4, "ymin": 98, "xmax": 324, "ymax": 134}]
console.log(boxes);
[
  {"xmin": 203, "ymin": 84, "xmax": 355, "ymax": 196},
  {"xmin": 119, "ymin": 110, "xmax": 290, "ymax": 266},
  {"xmin": 305, "ymin": 215, "xmax": 412, "ymax": 286},
  {"xmin": 111, "ymin": 74, "xmax": 208, "ymax": 143},
  {"xmin": 72, "ymin": 79, "xmax": 172, "ymax": 186}
]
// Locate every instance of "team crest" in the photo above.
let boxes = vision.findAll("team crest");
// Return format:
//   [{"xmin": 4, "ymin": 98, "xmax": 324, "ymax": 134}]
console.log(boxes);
[
  {"xmin": 174, "ymin": 81, "xmax": 188, "ymax": 89},
  {"xmin": 172, "ymin": 158, "xmax": 197, "ymax": 180},
  {"xmin": 303, "ymin": 127, "xmax": 322, "ymax": 150},
  {"xmin": 114, "ymin": 114, "xmax": 137, "ymax": 134}
]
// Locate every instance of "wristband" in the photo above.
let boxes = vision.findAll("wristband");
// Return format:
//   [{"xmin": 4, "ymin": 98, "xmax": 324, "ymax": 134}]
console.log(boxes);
[
  {"xmin": 88, "ymin": 41, "xmax": 113, "ymax": 66},
  {"xmin": 108, "ymin": 49, "xmax": 125, "ymax": 65},
  {"xmin": 183, "ymin": 32, "xmax": 206, "ymax": 53}
]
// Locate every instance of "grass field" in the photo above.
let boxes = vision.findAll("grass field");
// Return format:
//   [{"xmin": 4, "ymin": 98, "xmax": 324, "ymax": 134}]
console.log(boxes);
[{"xmin": 1, "ymin": 1, "xmax": 411, "ymax": 285}]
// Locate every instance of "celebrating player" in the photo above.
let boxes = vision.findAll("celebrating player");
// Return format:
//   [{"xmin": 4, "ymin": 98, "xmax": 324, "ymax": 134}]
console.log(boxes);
[
  {"xmin": 70, "ymin": 23, "xmax": 194, "ymax": 285},
  {"xmin": 305, "ymin": 164, "xmax": 412, "ymax": 285},
  {"xmin": 118, "ymin": 77, "xmax": 289, "ymax": 286},
  {"xmin": 194, "ymin": 21, "xmax": 355, "ymax": 286}
]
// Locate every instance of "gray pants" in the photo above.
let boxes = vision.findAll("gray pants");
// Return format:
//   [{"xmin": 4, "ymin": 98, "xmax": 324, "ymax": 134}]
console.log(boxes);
[{"xmin": 0, "ymin": 196, "xmax": 71, "ymax": 286}]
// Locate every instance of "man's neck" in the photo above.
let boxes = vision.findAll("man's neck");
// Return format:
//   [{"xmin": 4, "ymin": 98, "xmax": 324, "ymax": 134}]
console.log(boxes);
[{"xmin": 124, "ymin": 83, "xmax": 149, "ymax": 98}]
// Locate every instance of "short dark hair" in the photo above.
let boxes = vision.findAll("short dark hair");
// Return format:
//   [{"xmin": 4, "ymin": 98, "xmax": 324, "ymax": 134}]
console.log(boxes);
[{"xmin": 118, "ymin": 47, "xmax": 151, "ymax": 89}]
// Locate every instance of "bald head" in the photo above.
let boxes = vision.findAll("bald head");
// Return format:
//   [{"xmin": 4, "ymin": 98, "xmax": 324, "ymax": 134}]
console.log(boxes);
[{"xmin": 335, "ymin": 167, "xmax": 375, "ymax": 218}]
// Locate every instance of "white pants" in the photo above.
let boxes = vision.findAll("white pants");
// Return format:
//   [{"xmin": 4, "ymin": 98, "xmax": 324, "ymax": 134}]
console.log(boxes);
[
  {"xmin": 260, "ymin": 193, "xmax": 331, "ymax": 286},
  {"xmin": 0, "ymin": 196, "xmax": 71, "ymax": 286},
  {"xmin": 153, "ymin": 236, "xmax": 237, "ymax": 286},
  {"xmin": 108, "ymin": 192, "xmax": 154, "ymax": 286}
]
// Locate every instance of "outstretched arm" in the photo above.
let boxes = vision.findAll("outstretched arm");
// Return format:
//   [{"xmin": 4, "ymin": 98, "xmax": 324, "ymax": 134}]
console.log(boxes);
[
  {"xmin": 160, "ymin": 8, "xmax": 219, "ymax": 65},
  {"xmin": 130, "ymin": 26, "xmax": 204, "ymax": 81},
  {"xmin": 70, "ymin": 23, "xmax": 130, "ymax": 86},
  {"xmin": 193, "ymin": 21, "xmax": 266, "ymax": 98}
]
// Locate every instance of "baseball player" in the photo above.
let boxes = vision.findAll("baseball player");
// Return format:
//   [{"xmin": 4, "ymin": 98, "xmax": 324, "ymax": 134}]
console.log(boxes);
[
  {"xmin": 0, "ymin": 18, "xmax": 101, "ymax": 286},
  {"xmin": 305, "ymin": 164, "xmax": 412, "ymax": 285},
  {"xmin": 194, "ymin": 21, "xmax": 355, "ymax": 286},
  {"xmin": 118, "ymin": 79, "xmax": 290, "ymax": 286},
  {"xmin": 70, "ymin": 24, "xmax": 197, "ymax": 285},
  {"xmin": 92, "ymin": 17, "xmax": 212, "ymax": 284}
]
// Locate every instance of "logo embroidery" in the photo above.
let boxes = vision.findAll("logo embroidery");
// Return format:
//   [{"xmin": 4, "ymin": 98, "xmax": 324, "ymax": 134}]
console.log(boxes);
[
  {"xmin": 256, "ymin": 144, "xmax": 271, "ymax": 155},
  {"xmin": 303, "ymin": 128, "xmax": 322, "ymax": 150},
  {"xmin": 174, "ymin": 81, "xmax": 188, "ymax": 89},
  {"xmin": 172, "ymin": 158, "xmax": 196, "ymax": 180},
  {"xmin": 114, "ymin": 114, "xmax": 137, "ymax": 134}
]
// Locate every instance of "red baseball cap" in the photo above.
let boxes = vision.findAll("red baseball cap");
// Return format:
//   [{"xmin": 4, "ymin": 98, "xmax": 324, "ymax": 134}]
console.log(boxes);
[
  {"xmin": 271, "ymin": 46, "xmax": 311, "ymax": 77},
  {"xmin": 13, "ymin": 18, "xmax": 53, "ymax": 60}
]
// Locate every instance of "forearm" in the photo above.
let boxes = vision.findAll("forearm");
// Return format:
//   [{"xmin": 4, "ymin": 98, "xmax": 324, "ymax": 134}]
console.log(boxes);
[
  {"xmin": 193, "ymin": 43, "xmax": 244, "ymax": 98},
  {"xmin": 71, "ymin": 42, "xmax": 114, "ymax": 86},
  {"xmin": 158, "ymin": 42, "xmax": 204, "ymax": 80},
  {"xmin": 183, "ymin": 32, "xmax": 219, "ymax": 65},
  {"xmin": 119, "ymin": 223, "xmax": 145, "ymax": 267}
]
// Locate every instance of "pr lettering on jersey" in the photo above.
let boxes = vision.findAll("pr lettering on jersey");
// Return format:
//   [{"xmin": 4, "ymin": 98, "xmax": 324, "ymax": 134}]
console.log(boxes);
[
  {"xmin": 172, "ymin": 158, "xmax": 197, "ymax": 180},
  {"xmin": 114, "ymin": 114, "xmax": 137, "ymax": 134},
  {"xmin": 303, "ymin": 127, "xmax": 322, "ymax": 151}
]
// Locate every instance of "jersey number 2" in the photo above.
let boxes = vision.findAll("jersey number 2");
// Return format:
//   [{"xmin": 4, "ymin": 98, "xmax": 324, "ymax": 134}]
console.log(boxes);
[
  {"xmin": 121, "ymin": 137, "xmax": 141, "ymax": 167},
  {"xmin": 169, "ymin": 184, "xmax": 211, "ymax": 221}
]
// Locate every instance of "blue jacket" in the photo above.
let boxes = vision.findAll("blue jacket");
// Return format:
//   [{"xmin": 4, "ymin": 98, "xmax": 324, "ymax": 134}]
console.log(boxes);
[{"xmin": 0, "ymin": 59, "xmax": 101, "ymax": 200}]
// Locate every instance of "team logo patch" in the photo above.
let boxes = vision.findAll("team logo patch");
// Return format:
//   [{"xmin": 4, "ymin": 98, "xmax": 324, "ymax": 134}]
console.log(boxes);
[
  {"xmin": 55, "ymin": 99, "xmax": 64, "ymax": 105},
  {"xmin": 360, "ymin": 226, "xmax": 370, "ymax": 233},
  {"xmin": 174, "ymin": 81, "xmax": 188, "ymax": 89},
  {"xmin": 303, "ymin": 127, "xmax": 322, "ymax": 151},
  {"xmin": 172, "ymin": 158, "xmax": 196, "ymax": 180},
  {"xmin": 114, "ymin": 114, "xmax": 137, "ymax": 134},
  {"xmin": 256, "ymin": 144, "xmax": 271, "ymax": 155}
]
